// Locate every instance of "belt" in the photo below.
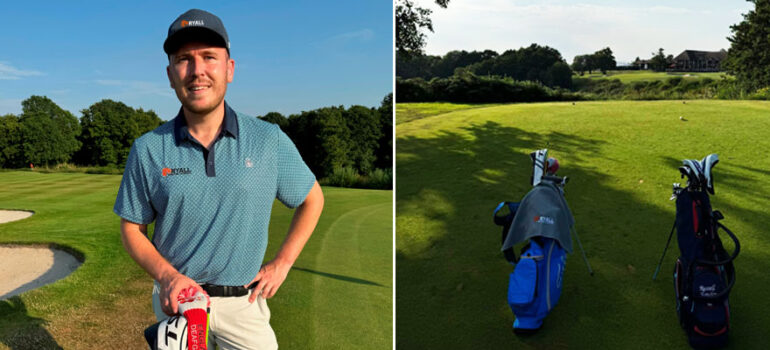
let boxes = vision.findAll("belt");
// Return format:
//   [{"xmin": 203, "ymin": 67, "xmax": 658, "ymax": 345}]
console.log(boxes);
[{"xmin": 200, "ymin": 284, "xmax": 250, "ymax": 297}]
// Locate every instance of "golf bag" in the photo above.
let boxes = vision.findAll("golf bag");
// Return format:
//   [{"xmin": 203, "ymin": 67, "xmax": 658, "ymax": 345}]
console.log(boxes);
[
  {"xmin": 493, "ymin": 149, "xmax": 592, "ymax": 333},
  {"xmin": 653, "ymin": 154, "xmax": 740, "ymax": 349}
]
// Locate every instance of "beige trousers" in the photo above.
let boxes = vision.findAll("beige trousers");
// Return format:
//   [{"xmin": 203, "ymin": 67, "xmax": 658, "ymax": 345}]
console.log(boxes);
[{"xmin": 152, "ymin": 282, "xmax": 278, "ymax": 350}]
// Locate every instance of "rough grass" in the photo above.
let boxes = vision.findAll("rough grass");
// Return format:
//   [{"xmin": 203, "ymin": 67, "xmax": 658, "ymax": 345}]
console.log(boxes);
[
  {"xmin": 396, "ymin": 100, "xmax": 770, "ymax": 349},
  {"xmin": 0, "ymin": 172, "xmax": 392, "ymax": 349},
  {"xmin": 576, "ymin": 70, "xmax": 729, "ymax": 83}
]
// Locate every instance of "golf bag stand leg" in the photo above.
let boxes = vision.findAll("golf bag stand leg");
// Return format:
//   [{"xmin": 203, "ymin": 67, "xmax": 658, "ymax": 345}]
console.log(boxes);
[
  {"xmin": 571, "ymin": 227, "xmax": 594, "ymax": 276},
  {"xmin": 652, "ymin": 220, "xmax": 677, "ymax": 281}
]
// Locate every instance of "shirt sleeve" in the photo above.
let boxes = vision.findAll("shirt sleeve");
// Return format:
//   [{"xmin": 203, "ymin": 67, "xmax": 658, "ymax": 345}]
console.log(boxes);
[
  {"xmin": 275, "ymin": 126, "xmax": 316, "ymax": 208},
  {"xmin": 113, "ymin": 141, "xmax": 156, "ymax": 224}
]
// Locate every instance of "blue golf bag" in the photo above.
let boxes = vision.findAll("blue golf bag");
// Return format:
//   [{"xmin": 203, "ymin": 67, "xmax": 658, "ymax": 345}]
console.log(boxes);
[
  {"xmin": 653, "ymin": 154, "xmax": 740, "ymax": 349},
  {"xmin": 493, "ymin": 149, "xmax": 592, "ymax": 333}
]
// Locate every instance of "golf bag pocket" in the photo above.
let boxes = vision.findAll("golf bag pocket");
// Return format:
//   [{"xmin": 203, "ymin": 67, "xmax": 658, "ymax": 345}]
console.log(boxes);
[
  {"xmin": 675, "ymin": 261, "xmax": 731, "ymax": 348},
  {"xmin": 690, "ymin": 267, "xmax": 729, "ymax": 347},
  {"xmin": 507, "ymin": 238, "xmax": 566, "ymax": 331},
  {"xmin": 508, "ymin": 257, "xmax": 537, "ymax": 306}
]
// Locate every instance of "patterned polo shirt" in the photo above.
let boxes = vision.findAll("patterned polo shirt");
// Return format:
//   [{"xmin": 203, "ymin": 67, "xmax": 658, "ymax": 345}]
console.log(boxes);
[{"xmin": 113, "ymin": 101, "xmax": 315, "ymax": 286}]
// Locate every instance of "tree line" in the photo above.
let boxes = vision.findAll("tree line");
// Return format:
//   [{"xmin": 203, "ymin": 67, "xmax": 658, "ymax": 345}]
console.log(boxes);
[
  {"xmin": 0, "ymin": 96, "xmax": 162, "ymax": 169},
  {"xmin": 258, "ymin": 94, "xmax": 392, "ymax": 187},
  {"xmin": 397, "ymin": 44, "xmax": 577, "ymax": 89},
  {"xmin": 0, "ymin": 94, "xmax": 393, "ymax": 188}
]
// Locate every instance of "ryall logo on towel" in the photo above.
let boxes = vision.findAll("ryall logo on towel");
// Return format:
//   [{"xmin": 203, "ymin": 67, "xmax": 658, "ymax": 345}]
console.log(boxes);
[
  {"xmin": 162, "ymin": 167, "xmax": 192, "ymax": 177},
  {"xmin": 533, "ymin": 215, "xmax": 555, "ymax": 225}
]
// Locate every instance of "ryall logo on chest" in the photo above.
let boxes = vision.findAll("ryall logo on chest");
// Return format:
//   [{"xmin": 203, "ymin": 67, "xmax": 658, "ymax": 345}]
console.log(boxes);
[{"xmin": 162, "ymin": 167, "xmax": 192, "ymax": 177}]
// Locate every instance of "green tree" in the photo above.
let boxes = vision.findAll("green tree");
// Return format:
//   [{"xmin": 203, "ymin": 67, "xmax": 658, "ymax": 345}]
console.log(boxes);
[
  {"xmin": 76, "ymin": 100, "xmax": 162, "ymax": 167},
  {"xmin": 259, "ymin": 112, "xmax": 289, "ymax": 132},
  {"xmin": 593, "ymin": 47, "xmax": 616, "ymax": 74},
  {"xmin": 19, "ymin": 95, "xmax": 80, "ymax": 166},
  {"xmin": 375, "ymin": 93, "xmax": 393, "ymax": 170},
  {"xmin": 725, "ymin": 0, "xmax": 770, "ymax": 90},
  {"xmin": 649, "ymin": 48, "xmax": 671, "ymax": 72},
  {"xmin": 288, "ymin": 107, "xmax": 352, "ymax": 177},
  {"xmin": 134, "ymin": 108, "xmax": 163, "ymax": 136},
  {"xmin": 0, "ymin": 114, "xmax": 22, "ymax": 167},
  {"xmin": 396, "ymin": 0, "xmax": 449, "ymax": 56},
  {"xmin": 470, "ymin": 44, "xmax": 572, "ymax": 88},
  {"xmin": 344, "ymin": 106, "xmax": 382, "ymax": 174},
  {"xmin": 571, "ymin": 55, "xmax": 589, "ymax": 75}
]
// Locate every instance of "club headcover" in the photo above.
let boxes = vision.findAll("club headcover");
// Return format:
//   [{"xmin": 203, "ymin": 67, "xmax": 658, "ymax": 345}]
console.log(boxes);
[
  {"xmin": 177, "ymin": 288, "xmax": 210, "ymax": 350},
  {"xmin": 700, "ymin": 153, "xmax": 719, "ymax": 194},
  {"xmin": 145, "ymin": 315, "xmax": 189, "ymax": 350},
  {"xmin": 144, "ymin": 288, "xmax": 210, "ymax": 350},
  {"xmin": 530, "ymin": 149, "xmax": 548, "ymax": 187},
  {"xmin": 680, "ymin": 158, "xmax": 704, "ymax": 189}
]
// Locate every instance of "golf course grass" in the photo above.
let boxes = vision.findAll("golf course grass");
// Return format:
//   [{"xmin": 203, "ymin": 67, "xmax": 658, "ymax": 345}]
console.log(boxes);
[
  {"xmin": 396, "ymin": 100, "xmax": 770, "ymax": 349},
  {"xmin": 0, "ymin": 171, "xmax": 392, "ymax": 349},
  {"xmin": 576, "ymin": 70, "xmax": 728, "ymax": 83}
]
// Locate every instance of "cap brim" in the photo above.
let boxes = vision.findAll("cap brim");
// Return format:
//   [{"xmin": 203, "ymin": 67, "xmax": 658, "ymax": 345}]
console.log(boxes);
[{"xmin": 164, "ymin": 27, "xmax": 228, "ymax": 55}]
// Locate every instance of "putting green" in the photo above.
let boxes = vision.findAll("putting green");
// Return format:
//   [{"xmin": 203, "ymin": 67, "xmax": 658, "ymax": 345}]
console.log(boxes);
[
  {"xmin": 0, "ymin": 171, "xmax": 392, "ymax": 349},
  {"xmin": 396, "ymin": 100, "xmax": 770, "ymax": 349}
]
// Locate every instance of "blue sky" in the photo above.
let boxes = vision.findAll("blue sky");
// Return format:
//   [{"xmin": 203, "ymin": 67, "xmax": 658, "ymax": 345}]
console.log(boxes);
[
  {"xmin": 0, "ymin": 1, "xmax": 393, "ymax": 119},
  {"xmin": 415, "ymin": 0, "xmax": 753, "ymax": 64}
]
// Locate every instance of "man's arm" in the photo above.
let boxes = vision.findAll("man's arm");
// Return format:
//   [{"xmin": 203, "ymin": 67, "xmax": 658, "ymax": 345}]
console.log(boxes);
[
  {"xmin": 246, "ymin": 181, "xmax": 324, "ymax": 301},
  {"xmin": 120, "ymin": 219, "xmax": 201, "ymax": 315}
]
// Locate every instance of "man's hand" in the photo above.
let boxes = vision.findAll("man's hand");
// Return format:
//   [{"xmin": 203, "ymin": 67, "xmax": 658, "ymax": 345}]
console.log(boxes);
[
  {"xmin": 159, "ymin": 272, "xmax": 202, "ymax": 316},
  {"xmin": 244, "ymin": 181, "xmax": 323, "ymax": 302},
  {"xmin": 245, "ymin": 259, "xmax": 292, "ymax": 302}
]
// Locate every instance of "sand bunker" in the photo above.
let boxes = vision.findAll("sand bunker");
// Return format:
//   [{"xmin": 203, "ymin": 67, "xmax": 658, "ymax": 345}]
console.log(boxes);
[
  {"xmin": 0, "ymin": 245, "xmax": 82, "ymax": 299},
  {"xmin": 0, "ymin": 210, "xmax": 34, "ymax": 224}
]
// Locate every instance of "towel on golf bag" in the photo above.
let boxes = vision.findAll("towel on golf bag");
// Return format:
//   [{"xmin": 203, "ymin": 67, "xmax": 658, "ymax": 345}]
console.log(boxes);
[
  {"xmin": 507, "ymin": 237, "xmax": 566, "ymax": 331},
  {"xmin": 673, "ymin": 190, "xmax": 738, "ymax": 349},
  {"xmin": 501, "ymin": 180, "xmax": 574, "ymax": 254}
]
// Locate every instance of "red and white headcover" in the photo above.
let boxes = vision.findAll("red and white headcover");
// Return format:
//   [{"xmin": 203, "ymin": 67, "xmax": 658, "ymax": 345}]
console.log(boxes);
[{"xmin": 177, "ymin": 287, "xmax": 210, "ymax": 350}]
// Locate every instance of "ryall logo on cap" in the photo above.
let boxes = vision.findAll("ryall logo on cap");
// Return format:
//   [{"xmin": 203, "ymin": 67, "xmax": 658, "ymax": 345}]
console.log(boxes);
[{"xmin": 164, "ymin": 9, "xmax": 230, "ymax": 54}]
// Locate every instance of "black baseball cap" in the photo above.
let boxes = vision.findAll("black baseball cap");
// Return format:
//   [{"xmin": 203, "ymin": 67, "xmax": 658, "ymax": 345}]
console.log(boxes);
[{"xmin": 164, "ymin": 9, "xmax": 230, "ymax": 55}]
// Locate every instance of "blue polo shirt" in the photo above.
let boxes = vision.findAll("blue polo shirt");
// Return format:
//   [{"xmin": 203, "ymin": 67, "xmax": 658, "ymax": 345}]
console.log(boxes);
[{"xmin": 113, "ymin": 102, "xmax": 315, "ymax": 286}]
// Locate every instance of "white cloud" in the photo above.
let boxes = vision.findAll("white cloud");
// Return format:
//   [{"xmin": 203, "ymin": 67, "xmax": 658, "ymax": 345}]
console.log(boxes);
[
  {"xmin": 0, "ymin": 62, "xmax": 44, "ymax": 80},
  {"xmin": 332, "ymin": 29, "xmax": 375, "ymax": 42},
  {"xmin": 323, "ymin": 29, "xmax": 375, "ymax": 47}
]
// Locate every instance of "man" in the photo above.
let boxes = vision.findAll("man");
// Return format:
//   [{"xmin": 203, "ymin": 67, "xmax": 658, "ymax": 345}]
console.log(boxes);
[{"xmin": 113, "ymin": 9, "xmax": 324, "ymax": 349}]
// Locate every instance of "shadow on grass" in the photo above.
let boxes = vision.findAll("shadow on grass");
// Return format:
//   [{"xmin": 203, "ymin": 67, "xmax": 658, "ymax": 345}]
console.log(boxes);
[
  {"xmin": 292, "ymin": 266, "xmax": 385, "ymax": 287},
  {"xmin": 0, "ymin": 297, "xmax": 62, "ymax": 349},
  {"xmin": 396, "ymin": 121, "xmax": 770, "ymax": 349}
]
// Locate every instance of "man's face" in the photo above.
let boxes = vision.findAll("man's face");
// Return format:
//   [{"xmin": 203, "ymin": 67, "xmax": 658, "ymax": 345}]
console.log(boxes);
[{"xmin": 167, "ymin": 41, "xmax": 234, "ymax": 115}]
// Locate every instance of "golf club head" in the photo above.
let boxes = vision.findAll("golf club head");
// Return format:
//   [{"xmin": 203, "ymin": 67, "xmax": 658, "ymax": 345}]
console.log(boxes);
[
  {"xmin": 700, "ymin": 153, "xmax": 719, "ymax": 194},
  {"xmin": 530, "ymin": 149, "xmax": 548, "ymax": 187}
]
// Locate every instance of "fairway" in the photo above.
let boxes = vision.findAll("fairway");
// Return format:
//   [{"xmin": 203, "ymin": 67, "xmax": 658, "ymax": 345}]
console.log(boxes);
[
  {"xmin": 396, "ymin": 100, "xmax": 770, "ymax": 349},
  {"xmin": 576, "ymin": 70, "xmax": 728, "ymax": 83},
  {"xmin": 0, "ymin": 171, "xmax": 392, "ymax": 349}
]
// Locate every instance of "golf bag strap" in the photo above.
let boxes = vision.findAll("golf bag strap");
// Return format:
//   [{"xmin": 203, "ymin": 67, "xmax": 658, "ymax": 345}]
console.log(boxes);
[
  {"xmin": 694, "ymin": 221, "xmax": 740, "ymax": 266},
  {"xmin": 689, "ymin": 221, "xmax": 740, "ymax": 301}
]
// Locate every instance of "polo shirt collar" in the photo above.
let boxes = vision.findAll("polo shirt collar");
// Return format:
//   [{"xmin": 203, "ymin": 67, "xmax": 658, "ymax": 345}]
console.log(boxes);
[{"xmin": 173, "ymin": 101, "xmax": 240, "ymax": 145}]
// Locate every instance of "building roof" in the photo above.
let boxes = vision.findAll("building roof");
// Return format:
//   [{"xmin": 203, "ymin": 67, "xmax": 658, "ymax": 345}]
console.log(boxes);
[{"xmin": 674, "ymin": 50, "xmax": 727, "ymax": 62}]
